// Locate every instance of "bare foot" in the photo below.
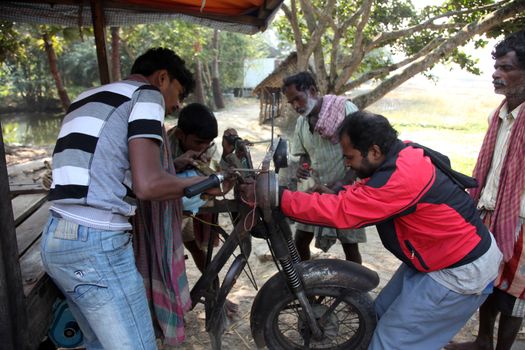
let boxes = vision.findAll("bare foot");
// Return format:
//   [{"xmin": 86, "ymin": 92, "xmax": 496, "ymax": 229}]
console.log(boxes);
[
  {"xmin": 225, "ymin": 299, "xmax": 239, "ymax": 319},
  {"xmin": 444, "ymin": 341, "xmax": 491, "ymax": 350}
]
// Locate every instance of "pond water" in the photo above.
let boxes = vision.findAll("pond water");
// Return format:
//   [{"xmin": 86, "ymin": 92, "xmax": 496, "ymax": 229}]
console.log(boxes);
[
  {"xmin": 1, "ymin": 112, "xmax": 64, "ymax": 146},
  {"xmin": 0, "ymin": 112, "xmax": 180, "ymax": 146}
]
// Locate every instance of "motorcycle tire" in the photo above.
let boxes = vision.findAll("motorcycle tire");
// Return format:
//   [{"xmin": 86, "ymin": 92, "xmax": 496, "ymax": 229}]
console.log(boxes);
[{"xmin": 260, "ymin": 286, "xmax": 375, "ymax": 350}]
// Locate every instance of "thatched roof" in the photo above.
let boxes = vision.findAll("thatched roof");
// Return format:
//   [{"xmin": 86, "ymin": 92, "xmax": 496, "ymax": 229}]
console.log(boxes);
[{"xmin": 253, "ymin": 52, "xmax": 298, "ymax": 95}]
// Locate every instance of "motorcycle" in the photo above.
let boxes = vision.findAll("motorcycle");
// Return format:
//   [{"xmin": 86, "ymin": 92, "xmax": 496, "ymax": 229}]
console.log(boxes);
[{"xmin": 184, "ymin": 134, "xmax": 379, "ymax": 349}]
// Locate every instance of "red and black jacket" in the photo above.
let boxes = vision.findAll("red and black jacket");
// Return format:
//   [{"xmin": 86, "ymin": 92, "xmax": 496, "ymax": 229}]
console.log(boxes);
[{"xmin": 281, "ymin": 140, "xmax": 490, "ymax": 272}]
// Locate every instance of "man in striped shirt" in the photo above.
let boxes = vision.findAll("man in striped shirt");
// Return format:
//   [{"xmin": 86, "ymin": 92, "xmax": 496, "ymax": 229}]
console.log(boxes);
[{"xmin": 40, "ymin": 48, "xmax": 213, "ymax": 349}]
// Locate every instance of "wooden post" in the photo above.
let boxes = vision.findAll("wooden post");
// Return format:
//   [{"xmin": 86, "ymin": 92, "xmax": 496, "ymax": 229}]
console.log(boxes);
[
  {"xmin": 91, "ymin": 0, "xmax": 111, "ymax": 85},
  {"xmin": 259, "ymin": 91, "xmax": 264, "ymax": 123},
  {"xmin": 110, "ymin": 26, "xmax": 122, "ymax": 81},
  {"xmin": 0, "ymin": 122, "xmax": 28, "ymax": 349}
]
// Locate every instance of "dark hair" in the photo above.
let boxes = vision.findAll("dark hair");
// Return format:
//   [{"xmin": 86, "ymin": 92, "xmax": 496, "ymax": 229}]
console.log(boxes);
[
  {"xmin": 177, "ymin": 103, "xmax": 218, "ymax": 140},
  {"xmin": 282, "ymin": 71, "xmax": 318, "ymax": 93},
  {"xmin": 131, "ymin": 48, "xmax": 195, "ymax": 99},
  {"xmin": 492, "ymin": 30, "xmax": 525, "ymax": 70},
  {"xmin": 339, "ymin": 111, "xmax": 398, "ymax": 156}
]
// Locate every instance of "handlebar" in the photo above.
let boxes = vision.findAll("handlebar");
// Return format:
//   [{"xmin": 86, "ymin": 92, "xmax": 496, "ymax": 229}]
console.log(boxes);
[{"xmin": 184, "ymin": 173, "xmax": 224, "ymax": 198}]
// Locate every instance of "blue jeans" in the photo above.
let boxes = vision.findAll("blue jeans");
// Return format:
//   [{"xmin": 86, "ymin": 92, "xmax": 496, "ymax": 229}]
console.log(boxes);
[
  {"xmin": 41, "ymin": 215, "xmax": 157, "ymax": 350},
  {"xmin": 369, "ymin": 264, "xmax": 489, "ymax": 350}
]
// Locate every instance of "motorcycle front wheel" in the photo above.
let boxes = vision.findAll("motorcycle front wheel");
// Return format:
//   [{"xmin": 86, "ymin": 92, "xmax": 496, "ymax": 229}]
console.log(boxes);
[{"xmin": 261, "ymin": 286, "xmax": 375, "ymax": 350}]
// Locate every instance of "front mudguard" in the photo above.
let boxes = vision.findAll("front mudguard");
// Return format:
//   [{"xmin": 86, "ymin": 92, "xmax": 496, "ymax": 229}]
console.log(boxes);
[{"xmin": 250, "ymin": 259, "xmax": 379, "ymax": 348}]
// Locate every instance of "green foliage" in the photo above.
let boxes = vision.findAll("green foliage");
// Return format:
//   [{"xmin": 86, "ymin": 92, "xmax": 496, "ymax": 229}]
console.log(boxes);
[
  {"xmin": 1, "ymin": 122, "xmax": 18, "ymax": 144},
  {"xmin": 0, "ymin": 21, "xmax": 21, "ymax": 63},
  {"xmin": 368, "ymin": 0, "xmax": 416, "ymax": 34},
  {"xmin": 0, "ymin": 24, "xmax": 58, "ymax": 109},
  {"xmin": 58, "ymin": 39, "xmax": 99, "ymax": 88},
  {"xmin": 122, "ymin": 21, "xmax": 200, "ymax": 64},
  {"xmin": 122, "ymin": 21, "xmax": 272, "ymax": 92},
  {"xmin": 0, "ymin": 19, "xmax": 273, "ymax": 111}
]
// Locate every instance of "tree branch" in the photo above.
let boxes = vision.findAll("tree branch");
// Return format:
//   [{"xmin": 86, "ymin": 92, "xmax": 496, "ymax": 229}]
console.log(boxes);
[
  {"xmin": 281, "ymin": 2, "xmax": 304, "ymax": 55},
  {"xmin": 366, "ymin": 1, "xmax": 509, "ymax": 51},
  {"xmin": 297, "ymin": 0, "xmax": 336, "ymax": 70},
  {"xmin": 328, "ymin": 4, "xmax": 367, "ymax": 82},
  {"xmin": 341, "ymin": 37, "xmax": 444, "ymax": 92},
  {"xmin": 352, "ymin": 1, "xmax": 525, "ymax": 109},
  {"xmin": 335, "ymin": 0, "xmax": 373, "ymax": 92},
  {"xmin": 314, "ymin": 44, "xmax": 329, "ymax": 93}
]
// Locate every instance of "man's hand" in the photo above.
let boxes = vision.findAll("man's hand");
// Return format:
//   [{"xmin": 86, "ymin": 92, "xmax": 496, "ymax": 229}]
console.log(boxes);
[
  {"xmin": 173, "ymin": 150, "xmax": 201, "ymax": 172},
  {"xmin": 222, "ymin": 128, "xmax": 239, "ymax": 156},
  {"xmin": 239, "ymin": 178, "xmax": 256, "ymax": 207},
  {"xmin": 296, "ymin": 165, "xmax": 311, "ymax": 180},
  {"xmin": 307, "ymin": 183, "xmax": 334, "ymax": 194},
  {"xmin": 296, "ymin": 155, "xmax": 312, "ymax": 180},
  {"xmin": 198, "ymin": 170, "xmax": 239, "ymax": 197}
]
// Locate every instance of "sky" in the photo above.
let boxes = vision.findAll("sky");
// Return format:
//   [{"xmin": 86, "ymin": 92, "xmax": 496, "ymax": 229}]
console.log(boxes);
[{"xmin": 404, "ymin": 0, "xmax": 500, "ymax": 86}]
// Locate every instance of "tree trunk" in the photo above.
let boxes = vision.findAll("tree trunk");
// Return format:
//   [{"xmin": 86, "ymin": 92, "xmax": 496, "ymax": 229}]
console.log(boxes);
[
  {"xmin": 194, "ymin": 59, "xmax": 206, "ymax": 104},
  {"xmin": 121, "ymin": 38, "xmax": 135, "ymax": 63},
  {"xmin": 211, "ymin": 29, "xmax": 225, "ymax": 109},
  {"xmin": 42, "ymin": 32, "xmax": 70, "ymax": 112},
  {"xmin": 110, "ymin": 27, "xmax": 121, "ymax": 81},
  {"xmin": 193, "ymin": 40, "xmax": 206, "ymax": 105}
]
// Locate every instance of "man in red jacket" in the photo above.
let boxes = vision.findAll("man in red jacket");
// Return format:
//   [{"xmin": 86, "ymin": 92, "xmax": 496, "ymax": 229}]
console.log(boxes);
[{"xmin": 277, "ymin": 111, "xmax": 502, "ymax": 349}]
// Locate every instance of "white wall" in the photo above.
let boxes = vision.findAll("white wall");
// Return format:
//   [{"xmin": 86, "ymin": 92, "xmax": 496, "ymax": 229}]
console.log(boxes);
[{"xmin": 243, "ymin": 58, "xmax": 276, "ymax": 89}]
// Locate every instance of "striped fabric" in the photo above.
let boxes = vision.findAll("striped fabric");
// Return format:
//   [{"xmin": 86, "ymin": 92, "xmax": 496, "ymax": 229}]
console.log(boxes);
[
  {"xmin": 314, "ymin": 95, "xmax": 349, "ymax": 144},
  {"xmin": 132, "ymin": 129, "xmax": 191, "ymax": 346},
  {"xmin": 49, "ymin": 80, "xmax": 165, "ymax": 228},
  {"xmin": 471, "ymin": 102, "xmax": 525, "ymax": 261},
  {"xmin": 483, "ymin": 211, "xmax": 525, "ymax": 299}
]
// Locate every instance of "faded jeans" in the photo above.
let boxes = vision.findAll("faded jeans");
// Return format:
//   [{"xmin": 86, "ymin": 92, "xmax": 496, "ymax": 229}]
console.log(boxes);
[{"xmin": 41, "ymin": 214, "xmax": 157, "ymax": 350}]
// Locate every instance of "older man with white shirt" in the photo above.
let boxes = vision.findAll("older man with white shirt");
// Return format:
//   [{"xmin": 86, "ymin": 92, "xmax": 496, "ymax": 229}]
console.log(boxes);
[{"xmin": 446, "ymin": 29, "xmax": 525, "ymax": 350}]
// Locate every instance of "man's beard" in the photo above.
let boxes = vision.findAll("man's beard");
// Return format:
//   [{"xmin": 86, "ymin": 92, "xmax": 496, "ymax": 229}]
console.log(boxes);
[
  {"xmin": 354, "ymin": 157, "xmax": 376, "ymax": 179},
  {"xmin": 302, "ymin": 96, "xmax": 317, "ymax": 117},
  {"xmin": 493, "ymin": 79, "xmax": 507, "ymax": 95},
  {"xmin": 493, "ymin": 79, "xmax": 525, "ymax": 98}
]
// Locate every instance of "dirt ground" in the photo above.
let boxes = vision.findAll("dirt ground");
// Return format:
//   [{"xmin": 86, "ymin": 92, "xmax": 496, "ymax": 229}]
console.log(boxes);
[{"xmin": 7, "ymin": 98, "xmax": 525, "ymax": 350}]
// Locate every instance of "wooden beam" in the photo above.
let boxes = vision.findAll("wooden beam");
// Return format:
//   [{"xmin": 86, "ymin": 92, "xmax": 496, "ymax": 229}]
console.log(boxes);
[
  {"xmin": 0, "ymin": 122, "xmax": 28, "ymax": 349},
  {"xmin": 12, "ymin": 193, "xmax": 48, "ymax": 226},
  {"xmin": 91, "ymin": 0, "xmax": 111, "ymax": 84},
  {"xmin": 9, "ymin": 183, "xmax": 48, "ymax": 196},
  {"xmin": 16, "ymin": 202, "xmax": 52, "ymax": 258}
]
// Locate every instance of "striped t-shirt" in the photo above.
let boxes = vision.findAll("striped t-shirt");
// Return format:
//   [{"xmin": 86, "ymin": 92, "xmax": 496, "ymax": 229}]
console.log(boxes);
[{"xmin": 49, "ymin": 79, "xmax": 165, "ymax": 230}]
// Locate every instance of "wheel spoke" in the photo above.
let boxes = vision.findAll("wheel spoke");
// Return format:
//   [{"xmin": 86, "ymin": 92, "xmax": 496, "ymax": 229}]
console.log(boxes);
[
  {"xmin": 270, "ymin": 289, "xmax": 374, "ymax": 349},
  {"xmin": 318, "ymin": 292, "xmax": 346, "ymax": 326}
]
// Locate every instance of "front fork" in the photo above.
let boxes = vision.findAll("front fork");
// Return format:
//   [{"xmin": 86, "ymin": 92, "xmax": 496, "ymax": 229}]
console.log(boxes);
[{"xmin": 268, "ymin": 212, "xmax": 324, "ymax": 340}]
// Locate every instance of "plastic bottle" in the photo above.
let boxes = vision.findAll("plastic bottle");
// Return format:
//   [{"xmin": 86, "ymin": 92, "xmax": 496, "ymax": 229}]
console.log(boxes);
[{"xmin": 297, "ymin": 163, "xmax": 316, "ymax": 192}]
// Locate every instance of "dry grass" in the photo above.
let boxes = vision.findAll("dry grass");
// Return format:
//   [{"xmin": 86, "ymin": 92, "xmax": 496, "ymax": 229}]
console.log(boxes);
[{"xmin": 367, "ymin": 77, "xmax": 502, "ymax": 175}]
